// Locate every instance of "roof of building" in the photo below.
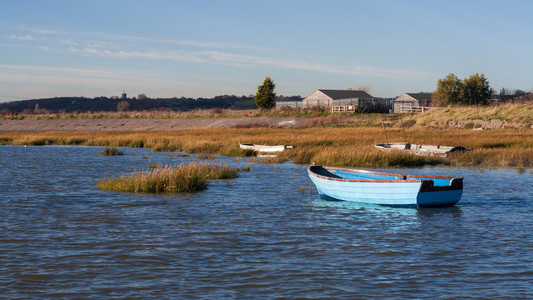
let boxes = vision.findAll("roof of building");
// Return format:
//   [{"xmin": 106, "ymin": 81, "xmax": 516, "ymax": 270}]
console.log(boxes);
[
  {"xmin": 404, "ymin": 92, "xmax": 433, "ymax": 101},
  {"xmin": 317, "ymin": 89, "xmax": 373, "ymax": 100}
]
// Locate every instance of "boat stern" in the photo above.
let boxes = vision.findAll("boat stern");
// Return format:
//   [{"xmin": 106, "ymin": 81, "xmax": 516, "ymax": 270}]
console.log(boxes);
[{"xmin": 416, "ymin": 178, "xmax": 463, "ymax": 207}]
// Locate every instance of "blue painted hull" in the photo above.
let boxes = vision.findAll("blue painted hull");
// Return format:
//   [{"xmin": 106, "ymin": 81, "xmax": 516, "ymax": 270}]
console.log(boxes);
[{"xmin": 308, "ymin": 166, "xmax": 463, "ymax": 208}]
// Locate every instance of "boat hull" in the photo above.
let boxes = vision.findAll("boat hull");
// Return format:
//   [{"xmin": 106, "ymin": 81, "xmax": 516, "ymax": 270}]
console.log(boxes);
[
  {"xmin": 308, "ymin": 166, "xmax": 463, "ymax": 208},
  {"xmin": 239, "ymin": 143, "xmax": 286, "ymax": 152},
  {"xmin": 375, "ymin": 143, "xmax": 470, "ymax": 157}
]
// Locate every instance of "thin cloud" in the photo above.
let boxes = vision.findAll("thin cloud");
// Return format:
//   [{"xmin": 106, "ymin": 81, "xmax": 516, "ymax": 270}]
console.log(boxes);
[
  {"xmin": 91, "ymin": 32, "xmax": 268, "ymax": 51},
  {"xmin": 5, "ymin": 24, "xmax": 266, "ymax": 51},
  {"xmin": 26, "ymin": 28, "xmax": 59, "ymax": 35},
  {"xmin": 75, "ymin": 47, "xmax": 431, "ymax": 79},
  {"xmin": 0, "ymin": 64, "xmax": 147, "ymax": 81},
  {"xmin": 80, "ymin": 47, "xmax": 206, "ymax": 63},
  {"xmin": 0, "ymin": 23, "xmax": 59, "ymax": 35},
  {"xmin": 7, "ymin": 34, "xmax": 35, "ymax": 41},
  {"xmin": 5, "ymin": 24, "xmax": 430, "ymax": 78}
]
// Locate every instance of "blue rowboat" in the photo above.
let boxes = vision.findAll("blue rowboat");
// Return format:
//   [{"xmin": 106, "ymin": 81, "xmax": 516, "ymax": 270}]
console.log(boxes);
[{"xmin": 308, "ymin": 165, "xmax": 463, "ymax": 208}]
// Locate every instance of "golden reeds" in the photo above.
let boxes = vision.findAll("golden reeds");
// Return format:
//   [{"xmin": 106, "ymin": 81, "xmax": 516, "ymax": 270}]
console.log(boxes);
[{"xmin": 2, "ymin": 122, "xmax": 532, "ymax": 168}]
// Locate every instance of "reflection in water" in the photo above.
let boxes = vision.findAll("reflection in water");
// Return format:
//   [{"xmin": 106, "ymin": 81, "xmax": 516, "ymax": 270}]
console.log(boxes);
[
  {"xmin": 416, "ymin": 206, "xmax": 463, "ymax": 218},
  {"xmin": 0, "ymin": 145, "xmax": 532, "ymax": 299}
]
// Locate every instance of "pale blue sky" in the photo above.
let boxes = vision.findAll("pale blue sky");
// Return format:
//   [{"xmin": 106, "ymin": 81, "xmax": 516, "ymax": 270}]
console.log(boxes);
[{"xmin": 1, "ymin": 0, "xmax": 532, "ymax": 101}]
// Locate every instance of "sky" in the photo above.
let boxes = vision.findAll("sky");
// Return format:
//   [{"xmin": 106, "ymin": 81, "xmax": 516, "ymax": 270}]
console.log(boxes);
[{"xmin": 1, "ymin": 0, "xmax": 532, "ymax": 102}]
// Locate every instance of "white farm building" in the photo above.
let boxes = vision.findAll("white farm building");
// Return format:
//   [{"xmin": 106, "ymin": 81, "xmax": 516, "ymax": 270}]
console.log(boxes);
[
  {"xmin": 275, "ymin": 89, "xmax": 392, "ymax": 113},
  {"xmin": 393, "ymin": 92, "xmax": 433, "ymax": 113},
  {"xmin": 302, "ymin": 89, "xmax": 373, "ymax": 108}
]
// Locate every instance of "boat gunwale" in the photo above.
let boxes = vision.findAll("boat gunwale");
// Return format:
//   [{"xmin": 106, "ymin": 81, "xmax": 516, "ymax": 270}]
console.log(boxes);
[
  {"xmin": 308, "ymin": 165, "xmax": 459, "ymax": 183},
  {"xmin": 241, "ymin": 144, "xmax": 285, "ymax": 148},
  {"xmin": 239, "ymin": 143, "xmax": 286, "ymax": 148}
]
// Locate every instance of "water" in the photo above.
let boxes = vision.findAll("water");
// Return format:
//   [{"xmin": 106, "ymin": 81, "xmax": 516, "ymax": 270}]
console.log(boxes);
[{"xmin": 1, "ymin": 145, "xmax": 532, "ymax": 299}]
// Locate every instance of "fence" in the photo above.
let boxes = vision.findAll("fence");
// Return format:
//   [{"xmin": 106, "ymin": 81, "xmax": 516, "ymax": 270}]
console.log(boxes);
[
  {"xmin": 397, "ymin": 105, "xmax": 433, "ymax": 113},
  {"xmin": 275, "ymin": 101, "xmax": 305, "ymax": 109},
  {"xmin": 332, "ymin": 105, "xmax": 356, "ymax": 113}
]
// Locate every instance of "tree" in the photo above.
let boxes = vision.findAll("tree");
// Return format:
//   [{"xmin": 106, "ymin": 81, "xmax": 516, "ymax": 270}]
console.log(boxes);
[
  {"xmin": 433, "ymin": 73, "xmax": 463, "ymax": 106},
  {"xmin": 462, "ymin": 73, "xmax": 491, "ymax": 105},
  {"xmin": 117, "ymin": 100, "xmax": 130, "ymax": 112},
  {"xmin": 433, "ymin": 73, "xmax": 492, "ymax": 106},
  {"xmin": 255, "ymin": 76, "xmax": 276, "ymax": 109},
  {"xmin": 356, "ymin": 84, "xmax": 372, "ymax": 94}
]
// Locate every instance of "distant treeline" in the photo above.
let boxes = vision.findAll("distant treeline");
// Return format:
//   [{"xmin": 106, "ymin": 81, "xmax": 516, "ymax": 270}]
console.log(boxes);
[{"xmin": 0, "ymin": 95, "xmax": 303, "ymax": 115}]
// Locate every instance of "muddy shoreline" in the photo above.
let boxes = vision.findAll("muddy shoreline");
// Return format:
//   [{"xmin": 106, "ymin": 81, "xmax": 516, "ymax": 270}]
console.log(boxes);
[
  {"xmin": 0, "ymin": 117, "xmax": 302, "ymax": 132},
  {"xmin": 1, "ymin": 116, "xmax": 531, "ymax": 132}
]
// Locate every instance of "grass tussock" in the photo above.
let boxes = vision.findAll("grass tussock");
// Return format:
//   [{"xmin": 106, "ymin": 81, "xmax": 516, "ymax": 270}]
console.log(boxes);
[
  {"xmin": 99, "ymin": 147, "xmax": 124, "ymax": 156},
  {"xmin": 96, "ymin": 162, "xmax": 238, "ymax": 193}
]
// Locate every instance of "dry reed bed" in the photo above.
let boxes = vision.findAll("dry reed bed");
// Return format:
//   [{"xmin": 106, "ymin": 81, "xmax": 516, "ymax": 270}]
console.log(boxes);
[
  {"xmin": 407, "ymin": 102, "xmax": 533, "ymax": 127},
  {"xmin": 1, "ymin": 127, "xmax": 532, "ymax": 168}
]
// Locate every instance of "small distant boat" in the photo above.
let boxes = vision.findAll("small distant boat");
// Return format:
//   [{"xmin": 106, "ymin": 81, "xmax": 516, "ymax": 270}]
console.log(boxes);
[
  {"xmin": 376, "ymin": 116, "xmax": 470, "ymax": 157},
  {"xmin": 239, "ymin": 143, "xmax": 293, "ymax": 153},
  {"xmin": 308, "ymin": 165, "xmax": 463, "ymax": 208},
  {"xmin": 375, "ymin": 143, "xmax": 470, "ymax": 157}
]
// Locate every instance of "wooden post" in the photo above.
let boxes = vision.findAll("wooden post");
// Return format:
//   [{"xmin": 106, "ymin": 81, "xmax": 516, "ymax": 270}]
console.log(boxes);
[
  {"xmin": 400, "ymin": 117, "xmax": 407, "ymax": 144},
  {"xmin": 381, "ymin": 117, "xmax": 389, "ymax": 145}
]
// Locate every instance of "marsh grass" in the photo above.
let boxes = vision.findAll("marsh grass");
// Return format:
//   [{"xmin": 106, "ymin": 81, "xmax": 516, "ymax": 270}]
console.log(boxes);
[
  {"xmin": 96, "ymin": 162, "xmax": 238, "ymax": 193},
  {"xmin": 2, "ymin": 124, "xmax": 533, "ymax": 168}
]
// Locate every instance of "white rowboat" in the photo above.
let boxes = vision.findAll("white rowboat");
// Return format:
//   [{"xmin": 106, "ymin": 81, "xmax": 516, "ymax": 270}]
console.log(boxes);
[{"xmin": 239, "ymin": 143, "xmax": 293, "ymax": 152}]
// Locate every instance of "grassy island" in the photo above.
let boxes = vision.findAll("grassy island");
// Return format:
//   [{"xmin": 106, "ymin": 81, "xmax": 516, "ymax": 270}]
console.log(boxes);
[{"xmin": 96, "ymin": 162, "xmax": 238, "ymax": 193}]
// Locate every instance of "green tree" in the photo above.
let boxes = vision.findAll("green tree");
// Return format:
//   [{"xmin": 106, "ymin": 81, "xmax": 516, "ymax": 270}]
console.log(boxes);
[
  {"xmin": 433, "ymin": 73, "xmax": 463, "ymax": 106},
  {"xmin": 462, "ymin": 73, "xmax": 492, "ymax": 105},
  {"xmin": 255, "ymin": 76, "xmax": 276, "ymax": 109}
]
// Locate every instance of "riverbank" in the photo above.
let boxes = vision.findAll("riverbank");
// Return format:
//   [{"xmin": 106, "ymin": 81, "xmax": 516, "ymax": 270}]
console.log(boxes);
[{"xmin": 0, "ymin": 116, "xmax": 303, "ymax": 131}]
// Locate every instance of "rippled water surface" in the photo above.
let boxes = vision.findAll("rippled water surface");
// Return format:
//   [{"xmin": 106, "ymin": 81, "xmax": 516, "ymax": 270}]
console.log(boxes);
[{"xmin": 1, "ymin": 145, "xmax": 532, "ymax": 299}]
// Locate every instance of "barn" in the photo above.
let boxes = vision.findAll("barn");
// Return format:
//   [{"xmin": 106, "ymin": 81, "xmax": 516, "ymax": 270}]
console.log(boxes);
[
  {"xmin": 394, "ymin": 92, "xmax": 433, "ymax": 113},
  {"xmin": 302, "ymin": 89, "xmax": 374, "ymax": 108}
]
